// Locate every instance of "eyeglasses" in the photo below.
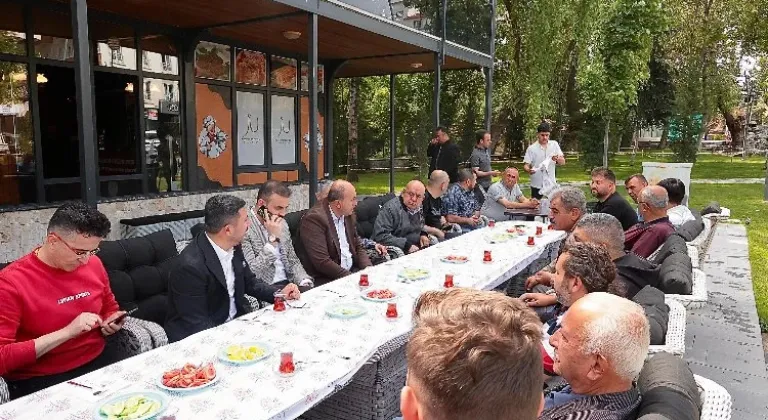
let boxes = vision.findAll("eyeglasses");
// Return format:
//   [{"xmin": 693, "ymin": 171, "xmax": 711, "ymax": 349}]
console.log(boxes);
[
  {"xmin": 51, "ymin": 233, "xmax": 100, "ymax": 258},
  {"xmin": 404, "ymin": 191, "xmax": 424, "ymax": 200}
]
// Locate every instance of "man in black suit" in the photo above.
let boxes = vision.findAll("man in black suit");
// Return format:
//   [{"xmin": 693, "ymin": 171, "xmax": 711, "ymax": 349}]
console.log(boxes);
[{"xmin": 165, "ymin": 194, "xmax": 300, "ymax": 343}]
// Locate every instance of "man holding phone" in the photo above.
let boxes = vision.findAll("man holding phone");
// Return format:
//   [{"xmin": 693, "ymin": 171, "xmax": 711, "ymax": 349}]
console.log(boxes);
[
  {"xmin": 427, "ymin": 126, "xmax": 461, "ymax": 183},
  {"xmin": 242, "ymin": 180, "xmax": 313, "ymax": 290},
  {"xmin": 0, "ymin": 203, "xmax": 127, "ymax": 399}
]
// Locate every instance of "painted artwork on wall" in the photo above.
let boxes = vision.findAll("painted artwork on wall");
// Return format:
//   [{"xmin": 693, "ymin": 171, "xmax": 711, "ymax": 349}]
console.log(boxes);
[
  {"xmin": 195, "ymin": 41, "xmax": 231, "ymax": 81},
  {"xmin": 196, "ymin": 83, "xmax": 233, "ymax": 187},
  {"xmin": 236, "ymin": 91, "xmax": 265, "ymax": 166},
  {"xmin": 270, "ymin": 95, "xmax": 296, "ymax": 165},
  {"xmin": 236, "ymin": 49, "xmax": 267, "ymax": 85},
  {"xmin": 270, "ymin": 56, "xmax": 297, "ymax": 90}
]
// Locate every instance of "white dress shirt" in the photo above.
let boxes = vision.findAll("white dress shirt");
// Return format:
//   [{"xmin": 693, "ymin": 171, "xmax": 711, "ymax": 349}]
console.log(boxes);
[
  {"xmin": 523, "ymin": 140, "xmax": 563, "ymax": 189},
  {"xmin": 258, "ymin": 222, "xmax": 288, "ymax": 285},
  {"xmin": 667, "ymin": 204, "xmax": 696, "ymax": 226},
  {"xmin": 206, "ymin": 234, "xmax": 237, "ymax": 321},
  {"xmin": 330, "ymin": 206, "xmax": 354, "ymax": 271}
]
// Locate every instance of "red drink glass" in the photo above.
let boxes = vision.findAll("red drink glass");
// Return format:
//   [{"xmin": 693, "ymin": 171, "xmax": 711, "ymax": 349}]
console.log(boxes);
[
  {"xmin": 444, "ymin": 273, "xmax": 455, "ymax": 288},
  {"xmin": 359, "ymin": 273, "xmax": 370, "ymax": 288},
  {"xmin": 548, "ymin": 223, "xmax": 555, "ymax": 230},
  {"xmin": 273, "ymin": 293, "xmax": 286, "ymax": 312},
  {"xmin": 386, "ymin": 303, "xmax": 399, "ymax": 319},
  {"xmin": 527, "ymin": 236, "xmax": 535, "ymax": 246},
  {"xmin": 488, "ymin": 219, "xmax": 496, "ymax": 228},
  {"xmin": 483, "ymin": 250, "xmax": 492, "ymax": 262},
  {"xmin": 279, "ymin": 352, "xmax": 295, "ymax": 376},
  {"xmin": 536, "ymin": 226, "xmax": 543, "ymax": 237}
]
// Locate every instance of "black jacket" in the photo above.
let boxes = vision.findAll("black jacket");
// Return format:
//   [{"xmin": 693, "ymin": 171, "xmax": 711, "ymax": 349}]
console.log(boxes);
[
  {"xmin": 427, "ymin": 140, "xmax": 461, "ymax": 183},
  {"xmin": 614, "ymin": 253, "xmax": 660, "ymax": 299},
  {"xmin": 593, "ymin": 192, "xmax": 638, "ymax": 231},
  {"xmin": 165, "ymin": 233, "xmax": 278, "ymax": 343},
  {"xmin": 633, "ymin": 285, "xmax": 669, "ymax": 346}
]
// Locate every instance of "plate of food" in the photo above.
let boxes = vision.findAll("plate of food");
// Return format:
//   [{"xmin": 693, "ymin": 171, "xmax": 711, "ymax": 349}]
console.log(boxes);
[
  {"xmin": 158, "ymin": 362, "xmax": 219, "ymax": 392},
  {"xmin": 397, "ymin": 268, "xmax": 430, "ymax": 283},
  {"xmin": 325, "ymin": 302, "xmax": 368, "ymax": 319},
  {"xmin": 219, "ymin": 342, "xmax": 272, "ymax": 365},
  {"xmin": 361, "ymin": 288, "xmax": 398, "ymax": 302},
  {"xmin": 487, "ymin": 232, "xmax": 515, "ymax": 244},
  {"xmin": 94, "ymin": 391, "xmax": 167, "ymax": 420},
  {"xmin": 440, "ymin": 255, "xmax": 469, "ymax": 264}
]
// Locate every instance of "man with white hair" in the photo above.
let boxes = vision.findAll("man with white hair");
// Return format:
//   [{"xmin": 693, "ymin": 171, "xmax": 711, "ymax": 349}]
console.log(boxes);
[
  {"xmin": 480, "ymin": 167, "xmax": 538, "ymax": 221},
  {"xmin": 624, "ymin": 185, "xmax": 675, "ymax": 258},
  {"xmin": 540, "ymin": 292, "xmax": 649, "ymax": 419}
]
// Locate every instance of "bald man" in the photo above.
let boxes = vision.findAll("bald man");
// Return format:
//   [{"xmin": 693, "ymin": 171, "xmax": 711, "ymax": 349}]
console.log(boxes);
[
  {"xmin": 624, "ymin": 185, "xmax": 675, "ymax": 258},
  {"xmin": 373, "ymin": 180, "xmax": 431, "ymax": 254},
  {"xmin": 480, "ymin": 167, "xmax": 538, "ymax": 221},
  {"xmin": 299, "ymin": 180, "xmax": 372, "ymax": 285}
]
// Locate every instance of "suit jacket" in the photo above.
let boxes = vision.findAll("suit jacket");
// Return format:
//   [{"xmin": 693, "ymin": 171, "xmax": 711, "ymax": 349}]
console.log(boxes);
[
  {"xmin": 242, "ymin": 210, "xmax": 311, "ymax": 286},
  {"xmin": 165, "ymin": 233, "xmax": 278, "ymax": 343},
  {"xmin": 298, "ymin": 199, "xmax": 371, "ymax": 285}
]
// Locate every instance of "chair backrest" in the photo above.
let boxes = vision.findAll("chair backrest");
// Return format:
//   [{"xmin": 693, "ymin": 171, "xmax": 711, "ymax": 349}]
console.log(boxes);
[
  {"xmin": 284, "ymin": 209, "xmax": 309, "ymax": 239},
  {"xmin": 676, "ymin": 218, "xmax": 705, "ymax": 242},
  {"xmin": 97, "ymin": 229, "xmax": 180, "ymax": 325},
  {"xmin": 637, "ymin": 352, "xmax": 700, "ymax": 420},
  {"xmin": 119, "ymin": 209, "xmax": 205, "ymax": 241},
  {"xmin": 652, "ymin": 233, "xmax": 688, "ymax": 265},
  {"xmin": 696, "ymin": 375, "xmax": 732, "ymax": 420},
  {"xmin": 658, "ymin": 252, "xmax": 693, "ymax": 295},
  {"xmin": 355, "ymin": 193, "xmax": 396, "ymax": 239}
]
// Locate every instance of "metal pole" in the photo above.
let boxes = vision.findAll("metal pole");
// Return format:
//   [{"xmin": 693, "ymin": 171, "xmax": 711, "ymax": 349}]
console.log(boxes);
[
  {"xmin": 484, "ymin": 0, "xmax": 496, "ymax": 131},
  {"xmin": 440, "ymin": 0, "xmax": 447, "ymax": 65},
  {"xmin": 433, "ymin": 53, "xmax": 441, "ymax": 128},
  {"xmin": 308, "ymin": 13, "xmax": 319, "ymax": 206},
  {"xmin": 603, "ymin": 120, "xmax": 609, "ymax": 168},
  {"xmin": 71, "ymin": 0, "xmax": 98, "ymax": 206},
  {"xmin": 389, "ymin": 74, "xmax": 396, "ymax": 194}
]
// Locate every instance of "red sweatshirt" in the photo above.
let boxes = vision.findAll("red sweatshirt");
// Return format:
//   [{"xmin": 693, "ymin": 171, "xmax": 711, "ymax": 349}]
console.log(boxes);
[{"xmin": 0, "ymin": 252, "xmax": 120, "ymax": 380}]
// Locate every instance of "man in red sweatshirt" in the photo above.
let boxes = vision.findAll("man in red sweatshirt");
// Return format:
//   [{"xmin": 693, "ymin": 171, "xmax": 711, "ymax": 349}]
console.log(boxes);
[{"xmin": 0, "ymin": 202, "xmax": 126, "ymax": 399}]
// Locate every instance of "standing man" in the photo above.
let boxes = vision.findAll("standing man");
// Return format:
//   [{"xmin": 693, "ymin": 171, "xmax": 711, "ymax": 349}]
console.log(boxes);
[
  {"xmin": 373, "ymin": 180, "xmax": 431, "ymax": 254},
  {"xmin": 299, "ymin": 180, "xmax": 372, "ymax": 285},
  {"xmin": 470, "ymin": 130, "xmax": 500, "ymax": 201},
  {"xmin": 165, "ymin": 195, "xmax": 299, "ymax": 343},
  {"xmin": 624, "ymin": 174, "xmax": 648, "ymax": 222},
  {"xmin": 523, "ymin": 122, "xmax": 565, "ymax": 199},
  {"xmin": 591, "ymin": 167, "xmax": 638, "ymax": 231},
  {"xmin": 480, "ymin": 167, "xmax": 538, "ymax": 221},
  {"xmin": 427, "ymin": 126, "xmax": 462, "ymax": 183},
  {"xmin": 242, "ymin": 180, "xmax": 313, "ymax": 290},
  {"xmin": 0, "ymin": 203, "xmax": 127, "ymax": 399}
]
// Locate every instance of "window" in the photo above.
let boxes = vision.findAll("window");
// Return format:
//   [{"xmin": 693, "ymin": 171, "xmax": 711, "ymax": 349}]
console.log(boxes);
[
  {"xmin": 38, "ymin": 64, "xmax": 79, "ymax": 179},
  {"xmin": 195, "ymin": 42, "xmax": 230, "ymax": 81},
  {"xmin": 144, "ymin": 78, "xmax": 182, "ymax": 192},
  {"xmin": 235, "ymin": 49, "xmax": 266, "ymax": 86},
  {"xmin": 91, "ymin": 20, "xmax": 137, "ymax": 70},
  {"xmin": 236, "ymin": 91, "xmax": 265, "ymax": 166},
  {"xmin": 300, "ymin": 63, "xmax": 324, "ymax": 93},
  {"xmin": 270, "ymin": 56, "xmax": 297, "ymax": 90},
  {"xmin": 34, "ymin": 8, "xmax": 74, "ymax": 62},
  {"xmin": 142, "ymin": 34, "xmax": 179, "ymax": 76},
  {"xmin": 0, "ymin": 3, "xmax": 26, "ymax": 56},
  {"xmin": 270, "ymin": 95, "xmax": 296, "ymax": 165},
  {"xmin": 94, "ymin": 71, "xmax": 140, "ymax": 177},
  {"xmin": 0, "ymin": 62, "xmax": 35, "ymax": 206}
]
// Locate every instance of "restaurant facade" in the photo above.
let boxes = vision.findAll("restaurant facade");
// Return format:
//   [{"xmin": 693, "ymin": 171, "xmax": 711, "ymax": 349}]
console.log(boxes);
[{"xmin": 0, "ymin": 0, "xmax": 494, "ymax": 262}]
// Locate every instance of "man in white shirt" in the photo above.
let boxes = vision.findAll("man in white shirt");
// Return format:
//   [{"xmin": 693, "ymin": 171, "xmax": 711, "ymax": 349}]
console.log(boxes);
[
  {"xmin": 242, "ymin": 180, "xmax": 313, "ymax": 290},
  {"xmin": 481, "ymin": 167, "xmax": 539, "ymax": 221},
  {"xmin": 165, "ymin": 194, "xmax": 300, "ymax": 342},
  {"xmin": 523, "ymin": 122, "xmax": 565, "ymax": 199},
  {"xmin": 657, "ymin": 178, "xmax": 695, "ymax": 226}
]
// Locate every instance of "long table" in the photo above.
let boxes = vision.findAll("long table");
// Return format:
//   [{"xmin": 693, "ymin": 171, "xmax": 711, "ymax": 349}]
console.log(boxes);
[{"xmin": 0, "ymin": 221, "xmax": 565, "ymax": 420}]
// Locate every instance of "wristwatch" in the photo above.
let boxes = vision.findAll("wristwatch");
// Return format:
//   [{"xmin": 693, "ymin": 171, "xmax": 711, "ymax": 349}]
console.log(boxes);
[{"xmin": 268, "ymin": 235, "xmax": 280, "ymax": 244}]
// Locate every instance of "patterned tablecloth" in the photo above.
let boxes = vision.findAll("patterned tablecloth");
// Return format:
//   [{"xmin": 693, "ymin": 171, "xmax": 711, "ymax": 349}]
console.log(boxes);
[{"xmin": 0, "ymin": 221, "xmax": 565, "ymax": 420}]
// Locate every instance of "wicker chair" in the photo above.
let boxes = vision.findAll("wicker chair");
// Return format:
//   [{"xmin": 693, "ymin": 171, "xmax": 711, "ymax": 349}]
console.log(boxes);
[
  {"xmin": 696, "ymin": 375, "xmax": 732, "ymax": 420},
  {"xmin": 647, "ymin": 298, "xmax": 686, "ymax": 357},
  {"xmin": 0, "ymin": 316, "xmax": 153, "ymax": 405},
  {"xmin": 666, "ymin": 269, "xmax": 708, "ymax": 309},
  {"xmin": 688, "ymin": 217, "xmax": 717, "ymax": 255}
]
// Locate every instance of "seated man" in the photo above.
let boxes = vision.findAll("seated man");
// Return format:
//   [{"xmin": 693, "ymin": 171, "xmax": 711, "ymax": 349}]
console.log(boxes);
[
  {"xmin": 571, "ymin": 213, "xmax": 668, "ymax": 345},
  {"xmin": 423, "ymin": 170, "xmax": 461, "ymax": 241},
  {"xmin": 299, "ymin": 180, "xmax": 372, "ymax": 285},
  {"xmin": 242, "ymin": 180, "xmax": 313, "ymax": 289},
  {"xmin": 624, "ymin": 186, "xmax": 675, "ymax": 258},
  {"xmin": 401, "ymin": 288, "xmax": 544, "ymax": 420},
  {"xmin": 523, "ymin": 187, "xmax": 587, "ymax": 293},
  {"xmin": 442, "ymin": 168, "xmax": 483, "ymax": 233},
  {"xmin": 657, "ymin": 177, "xmax": 695, "ymax": 226},
  {"xmin": 0, "ymin": 203, "xmax": 127, "ymax": 399},
  {"xmin": 541, "ymin": 292, "xmax": 649, "ymax": 419},
  {"xmin": 165, "ymin": 195, "xmax": 299, "ymax": 343},
  {"xmin": 481, "ymin": 167, "xmax": 539, "ymax": 221},
  {"xmin": 373, "ymin": 180, "xmax": 431, "ymax": 254},
  {"xmin": 591, "ymin": 167, "xmax": 637, "ymax": 230},
  {"xmin": 624, "ymin": 173, "xmax": 648, "ymax": 222}
]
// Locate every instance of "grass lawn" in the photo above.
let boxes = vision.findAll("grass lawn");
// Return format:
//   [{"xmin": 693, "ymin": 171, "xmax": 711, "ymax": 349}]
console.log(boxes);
[{"xmin": 348, "ymin": 154, "xmax": 768, "ymax": 329}]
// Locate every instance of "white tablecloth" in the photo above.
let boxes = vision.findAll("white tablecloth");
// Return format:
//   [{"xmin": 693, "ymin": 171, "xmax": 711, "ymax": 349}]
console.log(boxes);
[{"xmin": 0, "ymin": 221, "xmax": 565, "ymax": 420}]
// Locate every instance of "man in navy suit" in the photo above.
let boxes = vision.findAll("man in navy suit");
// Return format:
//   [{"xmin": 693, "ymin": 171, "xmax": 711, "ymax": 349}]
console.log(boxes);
[{"xmin": 165, "ymin": 194, "xmax": 300, "ymax": 343}]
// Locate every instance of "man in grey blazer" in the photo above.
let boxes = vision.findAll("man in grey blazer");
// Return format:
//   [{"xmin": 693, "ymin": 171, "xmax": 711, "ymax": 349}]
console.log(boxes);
[{"xmin": 242, "ymin": 180, "xmax": 314, "ymax": 289}]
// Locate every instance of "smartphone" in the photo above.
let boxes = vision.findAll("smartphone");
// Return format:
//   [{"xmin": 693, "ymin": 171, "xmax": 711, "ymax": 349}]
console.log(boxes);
[
  {"xmin": 109, "ymin": 311, "xmax": 128, "ymax": 326},
  {"xmin": 257, "ymin": 205, "xmax": 269, "ymax": 220}
]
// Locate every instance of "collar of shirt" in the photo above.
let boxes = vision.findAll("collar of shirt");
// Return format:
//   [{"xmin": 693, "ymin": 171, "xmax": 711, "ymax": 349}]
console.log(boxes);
[
  {"xmin": 206, "ymin": 233, "xmax": 234, "ymax": 262},
  {"xmin": 329, "ymin": 206, "xmax": 345, "ymax": 225}
]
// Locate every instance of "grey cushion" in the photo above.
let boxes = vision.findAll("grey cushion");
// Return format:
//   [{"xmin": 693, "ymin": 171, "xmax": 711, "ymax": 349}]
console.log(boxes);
[
  {"xmin": 637, "ymin": 352, "xmax": 700, "ymax": 420},
  {"xmin": 700, "ymin": 201, "xmax": 721, "ymax": 216},
  {"xmin": 658, "ymin": 252, "xmax": 693, "ymax": 294},
  {"xmin": 652, "ymin": 233, "xmax": 688, "ymax": 265},
  {"xmin": 676, "ymin": 219, "xmax": 704, "ymax": 242}
]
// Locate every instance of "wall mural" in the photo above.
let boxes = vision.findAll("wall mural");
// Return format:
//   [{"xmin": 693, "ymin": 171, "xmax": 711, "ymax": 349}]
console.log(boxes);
[
  {"xmin": 198, "ymin": 115, "xmax": 228, "ymax": 159},
  {"xmin": 196, "ymin": 83, "xmax": 233, "ymax": 187}
]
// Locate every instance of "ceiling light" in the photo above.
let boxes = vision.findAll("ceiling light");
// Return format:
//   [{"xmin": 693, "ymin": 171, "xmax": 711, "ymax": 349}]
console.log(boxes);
[
  {"xmin": 125, "ymin": 83, "xmax": 134, "ymax": 93},
  {"xmin": 410, "ymin": 62, "xmax": 423, "ymax": 69},
  {"xmin": 37, "ymin": 74, "xmax": 48, "ymax": 84},
  {"xmin": 282, "ymin": 31, "xmax": 301, "ymax": 40}
]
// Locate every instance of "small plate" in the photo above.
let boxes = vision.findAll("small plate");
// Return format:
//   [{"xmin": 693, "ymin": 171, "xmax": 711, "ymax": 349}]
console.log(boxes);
[
  {"xmin": 440, "ymin": 255, "xmax": 469, "ymax": 264},
  {"xmin": 157, "ymin": 368, "xmax": 220, "ymax": 392},
  {"xmin": 94, "ymin": 390, "xmax": 168, "ymax": 420},
  {"xmin": 487, "ymin": 232, "xmax": 514, "ymax": 244},
  {"xmin": 360, "ymin": 288, "xmax": 398, "ymax": 302},
  {"xmin": 325, "ymin": 302, "xmax": 368, "ymax": 319},
  {"xmin": 218, "ymin": 342, "xmax": 272, "ymax": 365},
  {"xmin": 397, "ymin": 268, "xmax": 430, "ymax": 283}
]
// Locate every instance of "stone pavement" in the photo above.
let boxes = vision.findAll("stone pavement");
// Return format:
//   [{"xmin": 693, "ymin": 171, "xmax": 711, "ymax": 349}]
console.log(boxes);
[{"xmin": 685, "ymin": 222, "xmax": 768, "ymax": 419}]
